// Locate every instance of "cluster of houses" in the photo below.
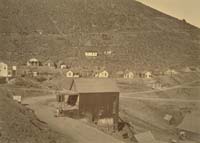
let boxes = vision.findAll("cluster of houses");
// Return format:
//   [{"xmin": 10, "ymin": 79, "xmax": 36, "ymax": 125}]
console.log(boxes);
[
  {"xmin": 2, "ymin": 57, "xmax": 199, "ymax": 81},
  {"xmin": 0, "ymin": 57, "xmax": 181, "ymax": 80}
]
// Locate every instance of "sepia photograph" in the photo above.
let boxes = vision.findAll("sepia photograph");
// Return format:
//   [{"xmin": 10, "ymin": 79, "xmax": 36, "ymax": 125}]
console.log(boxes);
[{"xmin": 0, "ymin": 0, "xmax": 200, "ymax": 143}]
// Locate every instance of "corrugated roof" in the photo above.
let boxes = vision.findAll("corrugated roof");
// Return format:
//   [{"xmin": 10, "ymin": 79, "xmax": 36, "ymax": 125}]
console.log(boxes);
[
  {"xmin": 135, "ymin": 131, "xmax": 156, "ymax": 143},
  {"xmin": 72, "ymin": 78, "xmax": 119, "ymax": 93},
  {"xmin": 177, "ymin": 111, "xmax": 200, "ymax": 134}
]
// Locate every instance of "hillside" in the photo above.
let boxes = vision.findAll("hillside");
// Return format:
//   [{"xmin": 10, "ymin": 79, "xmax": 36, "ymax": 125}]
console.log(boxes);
[
  {"xmin": 0, "ymin": 0, "xmax": 200, "ymax": 70},
  {"xmin": 0, "ymin": 88, "xmax": 71, "ymax": 143}
]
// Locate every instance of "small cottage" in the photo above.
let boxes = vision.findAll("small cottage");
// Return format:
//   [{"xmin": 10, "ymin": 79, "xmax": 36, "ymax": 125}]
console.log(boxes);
[
  {"xmin": 27, "ymin": 58, "xmax": 40, "ymax": 66},
  {"xmin": 144, "ymin": 71, "xmax": 152, "ymax": 79},
  {"xmin": 0, "ymin": 62, "xmax": 8, "ymax": 77},
  {"xmin": 66, "ymin": 70, "xmax": 80, "ymax": 78},
  {"xmin": 124, "ymin": 70, "xmax": 134, "ymax": 79},
  {"xmin": 66, "ymin": 70, "xmax": 74, "ymax": 78},
  {"xmin": 95, "ymin": 70, "xmax": 109, "ymax": 78}
]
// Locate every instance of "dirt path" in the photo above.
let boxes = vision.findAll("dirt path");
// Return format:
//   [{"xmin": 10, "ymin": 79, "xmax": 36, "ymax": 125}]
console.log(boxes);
[
  {"xmin": 122, "ymin": 79, "xmax": 200, "ymax": 96},
  {"xmin": 23, "ymin": 95, "xmax": 124, "ymax": 143},
  {"xmin": 120, "ymin": 95, "xmax": 200, "ymax": 103}
]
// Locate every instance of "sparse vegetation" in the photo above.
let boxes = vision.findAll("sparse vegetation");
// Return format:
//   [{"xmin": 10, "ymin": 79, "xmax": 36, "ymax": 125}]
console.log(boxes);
[{"xmin": 0, "ymin": 0, "xmax": 200, "ymax": 71}]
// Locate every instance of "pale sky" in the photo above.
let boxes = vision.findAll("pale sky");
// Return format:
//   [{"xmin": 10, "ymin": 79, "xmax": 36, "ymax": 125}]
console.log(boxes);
[{"xmin": 136, "ymin": 0, "xmax": 200, "ymax": 28}]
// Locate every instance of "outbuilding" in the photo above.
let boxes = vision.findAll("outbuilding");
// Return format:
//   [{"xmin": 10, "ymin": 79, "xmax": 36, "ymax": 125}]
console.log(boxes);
[{"xmin": 68, "ymin": 78, "xmax": 119, "ymax": 130}]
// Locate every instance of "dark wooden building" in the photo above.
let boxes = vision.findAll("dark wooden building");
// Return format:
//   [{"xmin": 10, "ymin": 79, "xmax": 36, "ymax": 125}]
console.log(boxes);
[{"xmin": 69, "ymin": 78, "xmax": 120, "ymax": 130}]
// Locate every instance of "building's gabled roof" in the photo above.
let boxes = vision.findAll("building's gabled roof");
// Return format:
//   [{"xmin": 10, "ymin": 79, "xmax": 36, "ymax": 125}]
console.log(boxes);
[
  {"xmin": 72, "ymin": 78, "xmax": 119, "ymax": 93},
  {"xmin": 177, "ymin": 111, "xmax": 200, "ymax": 134},
  {"xmin": 134, "ymin": 131, "xmax": 156, "ymax": 143},
  {"xmin": 29, "ymin": 58, "xmax": 39, "ymax": 62}
]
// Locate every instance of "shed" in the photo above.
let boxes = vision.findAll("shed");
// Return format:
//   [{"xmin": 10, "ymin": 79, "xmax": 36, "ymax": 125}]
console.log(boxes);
[{"xmin": 69, "ymin": 78, "xmax": 119, "ymax": 130}]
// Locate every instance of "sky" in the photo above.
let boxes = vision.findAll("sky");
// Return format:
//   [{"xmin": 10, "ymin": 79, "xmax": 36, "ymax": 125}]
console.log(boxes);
[{"xmin": 136, "ymin": 0, "xmax": 200, "ymax": 28}]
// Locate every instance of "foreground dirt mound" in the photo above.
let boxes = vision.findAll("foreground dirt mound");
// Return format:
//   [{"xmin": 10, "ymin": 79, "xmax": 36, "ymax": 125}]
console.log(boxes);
[{"xmin": 0, "ymin": 89, "xmax": 67, "ymax": 143}]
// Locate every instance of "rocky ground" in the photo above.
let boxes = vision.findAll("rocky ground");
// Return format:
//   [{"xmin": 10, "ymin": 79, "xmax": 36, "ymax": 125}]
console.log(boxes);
[{"xmin": 0, "ymin": 88, "xmax": 70, "ymax": 143}]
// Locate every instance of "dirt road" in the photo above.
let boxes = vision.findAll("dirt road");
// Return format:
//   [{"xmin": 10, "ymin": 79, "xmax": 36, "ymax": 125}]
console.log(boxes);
[
  {"xmin": 120, "ymin": 95, "xmax": 200, "ymax": 103},
  {"xmin": 23, "ymin": 95, "xmax": 124, "ymax": 143}
]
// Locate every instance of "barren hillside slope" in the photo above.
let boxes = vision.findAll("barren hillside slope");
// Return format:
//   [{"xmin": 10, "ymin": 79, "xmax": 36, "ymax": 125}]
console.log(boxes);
[{"xmin": 0, "ymin": 0, "xmax": 200, "ymax": 70}]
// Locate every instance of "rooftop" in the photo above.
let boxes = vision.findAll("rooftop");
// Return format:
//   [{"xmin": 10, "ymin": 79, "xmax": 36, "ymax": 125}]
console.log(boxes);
[{"xmin": 72, "ymin": 78, "xmax": 119, "ymax": 93}]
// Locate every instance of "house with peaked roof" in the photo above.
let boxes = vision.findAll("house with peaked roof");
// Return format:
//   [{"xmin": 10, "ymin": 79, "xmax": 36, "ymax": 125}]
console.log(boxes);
[
  {"xmin": 144, "ymin": 71, "xmax": 152, "ymax": 79},
  {"xmin": 0, "ymin": 62, "xmax": 8, "ymax": 77},
  {"xmin": 177, "ymin": 111, "xmax": 200, "ymax": 140},
  {"xmin": 66, "ymin": 70, "xmax": 74, "ymax": 78},
  {"xmin": 124, "ymin": 70, "xmax": 134, "ymax": 79},
  {"xmin": 94, "ymin": 70, "xmax": 109, "ymax": 78},
  {"xmin": 66, "ymin": 69, "xmax": 80, "ymax": 78},
  {"xmin": 68, "ymin": 78, "xmax": 119, "ymax": 130},
  {"xmin": 27, "ymin": 58, "xmax": 41, "ymax": 66}
]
